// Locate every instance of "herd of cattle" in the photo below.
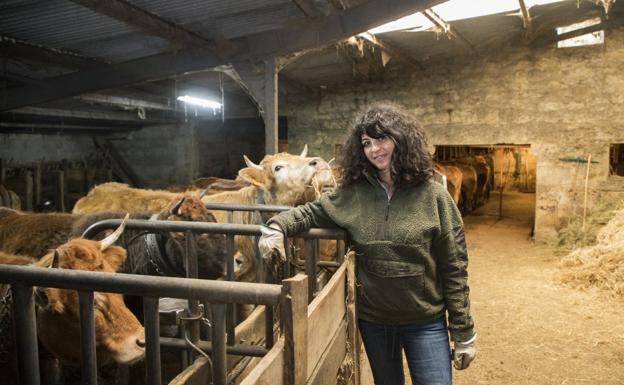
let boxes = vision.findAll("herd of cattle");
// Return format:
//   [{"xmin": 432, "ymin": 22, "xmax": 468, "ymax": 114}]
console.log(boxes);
[{"xmin": 0, "ymin": 146, "xmax": 493, "ymax": 382}]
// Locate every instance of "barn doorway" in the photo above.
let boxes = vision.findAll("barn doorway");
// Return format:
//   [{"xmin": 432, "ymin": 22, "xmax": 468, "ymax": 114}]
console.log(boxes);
[{"xmin": 433, "ymin": 144, "xmax": 537, "ymax": 234}]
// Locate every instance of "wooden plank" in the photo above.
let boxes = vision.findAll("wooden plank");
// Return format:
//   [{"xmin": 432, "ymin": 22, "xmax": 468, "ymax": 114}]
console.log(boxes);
[
  {"xmin": 264, "ymin": 58, "xmax": 279, "ymax": 155},
  {"xmin": 282, "ymin": 274, "xmax": 308, "ymax": 385},
  {"xmin": 239, "ymin": 338, "xmax": 285, "ymax": 385},
  {"xmin": 345, "ymin": 251, "xmax": 360, "ymax": 385},
  {"xmin": 306, "ymin": 263, "xmax": 346, "ymax": 379},
  {"xmin": 169, "ymin": 356, "xmax": 211, "ymax": 385},
  {"xmin": 307, "ymin": 320, "xmax": 347, "ymax": 385},
  {"xmin": 227, "ymin": 305, "xmax": 267, "ymax": 369}
]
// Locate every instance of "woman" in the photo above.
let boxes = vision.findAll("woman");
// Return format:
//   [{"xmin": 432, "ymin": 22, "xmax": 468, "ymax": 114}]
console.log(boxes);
[{"xmin": 259, "ymin": 103, "xmax": 476, "ymax": 385}]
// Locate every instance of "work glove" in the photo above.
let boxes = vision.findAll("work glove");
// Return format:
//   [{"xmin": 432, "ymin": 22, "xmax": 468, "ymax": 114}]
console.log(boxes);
[
  {"xmin": 258, "ymin": 223, "xmax": 286, "ymax": 263},
  {"xmin": 453, "ymin": 335, "xmax": 477, "ymax": 370}
]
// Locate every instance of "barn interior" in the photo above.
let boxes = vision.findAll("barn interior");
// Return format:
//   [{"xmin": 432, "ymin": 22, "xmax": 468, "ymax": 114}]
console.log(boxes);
[
  {"xmin": 2, "ymin": 0, "xmax": 624, "ymax": 242},
  {"xmin": 2, "ymin": 1, "xmax": 624, "ymax": 384}
]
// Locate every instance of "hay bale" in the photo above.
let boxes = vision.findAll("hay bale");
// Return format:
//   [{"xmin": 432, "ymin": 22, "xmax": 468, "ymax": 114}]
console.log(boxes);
[
  {"xmin": 556, "ymin": 197, "xmax": 623, "ymax": 254},
  {"xmin": 557, "ymin": 207, "xmax": 624, "ymax": 298}
]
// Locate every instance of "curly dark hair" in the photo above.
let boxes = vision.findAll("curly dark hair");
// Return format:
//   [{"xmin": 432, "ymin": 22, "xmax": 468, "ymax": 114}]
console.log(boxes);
[{"xmin": 340, "ymin": 103, "xmax": 433, "ymax": 188}]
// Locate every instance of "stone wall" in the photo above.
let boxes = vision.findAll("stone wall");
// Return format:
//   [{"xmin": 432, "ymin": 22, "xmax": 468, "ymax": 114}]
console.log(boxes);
[{"xmin": 282, "ymin": 27, "xmax": 624, "ymax": 242}]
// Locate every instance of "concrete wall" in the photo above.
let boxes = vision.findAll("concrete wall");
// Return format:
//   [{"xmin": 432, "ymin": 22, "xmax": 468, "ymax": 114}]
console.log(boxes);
[
  {"xmin": 1, "ymin": 118, "xmax": 266, "ymax": 191},
  {"xmin": 110, "ymin": 119, "xmax": 266, "ymax": 188},
  {"xmin": 109, "ymin": 123, "xmax": 197, "ymax": 189},
  {"xmin": 0, "ymin": 133, "xmax": 95, "ymax": 164},
  {"xmin": 282, "ymin": 28, "xmax": 624, "ymax": 242}
]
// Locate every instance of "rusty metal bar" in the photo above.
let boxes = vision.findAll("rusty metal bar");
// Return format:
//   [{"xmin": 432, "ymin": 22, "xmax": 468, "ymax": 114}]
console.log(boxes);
[
  {"xmin": 305, "ymin": 240, "xmax": 317, "ymax": 303},
  {"xmin": 158, "ymin": 337, "xmax": 268, "ymax": 356},
  {"xmin": 226, "ymin": 232, "xmax": 236, "ymax": 345},
  {"xmin": 83, "ymin": 219, "xmax": 345, "ymax": 241},
  {"xmin": 12, "ymin": 284, "xmax": 40, "ymax": 385},
  {"xmin": 78, "ymin": 290, "xmax": 97, "ymax": 385},
  {"xmin": 265, "ymin": 305, "xmax": 274, "ymax": 349},
  {"xmin": 184, "ymin": 231, "xmax": 201, "ymax": 360},
  {"xmin": 336, "ymin": 240, "xmax": 345, "ymax": 263},
  {"xmin": 144, "ymin": 296, "xmax": 161, "ymax": 385},
  {"xmin": 211, "ymin": 303, "xmax": 227, "ymax": 385},
  {"xmin": 204, "ymin": 202, "xmax": 292, "ymax": 212},
  {"xmin": 0, "ymin": 265, "xmax": 283, "ymax": 306}
]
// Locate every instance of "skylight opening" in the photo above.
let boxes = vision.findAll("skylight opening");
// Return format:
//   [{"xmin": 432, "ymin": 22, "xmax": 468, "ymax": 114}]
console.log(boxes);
[
  {"xmin": 557, "ymin": 17, "xmax": 604, "ymax": 48},
  {"xmin": 367, "ymin": 0, "xmax": 567, "ymax": 34}
]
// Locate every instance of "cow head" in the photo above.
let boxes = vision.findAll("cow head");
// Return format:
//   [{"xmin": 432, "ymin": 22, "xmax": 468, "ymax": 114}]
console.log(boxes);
[
  {"xmin": 238, "ymin": 145, "xmax": 337, "ymax": 206},
  {"xmin": 156, "ymin": 195, "xmax": 228, "ymax": 279},
  {"xmin": 34, "ymin": 221, "xmax": 145, "ymax": 367}
]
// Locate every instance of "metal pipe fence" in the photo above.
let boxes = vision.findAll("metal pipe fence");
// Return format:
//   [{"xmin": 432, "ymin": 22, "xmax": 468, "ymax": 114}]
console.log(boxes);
[
  {"xmin": 3, "ymin": 208, "xmax": 346, "ymax": 385},
  {"xmin": 0, "ymin": 265, "xmax": 282, "ymax": 385}
]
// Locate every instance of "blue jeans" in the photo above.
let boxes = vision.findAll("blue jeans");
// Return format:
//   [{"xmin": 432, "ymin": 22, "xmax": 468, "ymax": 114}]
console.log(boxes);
[{"xmin": 359, "ymin": 316, "xmax": 452, "ymax": 385}]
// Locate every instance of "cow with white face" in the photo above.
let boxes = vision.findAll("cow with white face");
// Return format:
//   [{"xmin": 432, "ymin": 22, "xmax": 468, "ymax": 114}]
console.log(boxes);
[{"xmin": 203, "ymin": 146, "xmax": 336, "ymax": 284}]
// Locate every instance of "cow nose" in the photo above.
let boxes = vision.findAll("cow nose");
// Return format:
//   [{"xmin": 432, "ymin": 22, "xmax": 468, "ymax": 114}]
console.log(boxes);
[{"xmin": 136, "ymin": 338, "xmax": 146, "ymax": 348}]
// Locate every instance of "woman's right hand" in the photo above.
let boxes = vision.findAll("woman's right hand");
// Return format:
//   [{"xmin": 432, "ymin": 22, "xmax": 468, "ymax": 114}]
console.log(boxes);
[{"xmin": 258, "ymin": 224, "xmax": 286, "ymax": 262}]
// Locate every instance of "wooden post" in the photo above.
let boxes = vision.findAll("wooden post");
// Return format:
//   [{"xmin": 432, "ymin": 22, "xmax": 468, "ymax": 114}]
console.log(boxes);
[
  {"xmin": 33, "ymin": 162, "xmax": 42, "ymax": 208},
  {"xmin": 582, "ymin": 154, "xmax": 592, "ymax": 231},
  {"xmin": 24, "ymin": 169, "xmax": 33, "ymax": 212},
  {"xmin": 0, "ymin": 158, "xmax": 5, "ymax": 184},
  {"xmin": 282, "ymin": 274, "xmax": 308, "ymax": 385},
  {"xmin": 264, "ymin": 58, "xmax": 279, "ymax": 155},
  {"xmin": 58, "ymin": 170, "xmax": 66, "ymax": 212},
  {"xmin": 345, "ymin": 252, "xmax": 360, "ymax": 385}
]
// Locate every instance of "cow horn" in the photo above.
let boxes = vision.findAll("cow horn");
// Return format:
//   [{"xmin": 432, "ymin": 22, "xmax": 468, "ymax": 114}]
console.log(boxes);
[
  {"xmin": 243, "ymin": 155, "xmax": 263, "ymax": 170},
  {"xmin": 49, "ymin": 250, "xmax": 60, "ymax": 268},
  {"xmin": 300, "ymin": 144, "xmax": 308, "ymax": 157},
  {"xmin": 170, "ymin": 197, "xmax": 185, "ymax": 216},
  {"xmin": 199, "ymin": 188, "xmax": 208, "ymax": 199},
  {"xmin": 100, "ymin": 213, "xmax": 130, "ymax": 251}
]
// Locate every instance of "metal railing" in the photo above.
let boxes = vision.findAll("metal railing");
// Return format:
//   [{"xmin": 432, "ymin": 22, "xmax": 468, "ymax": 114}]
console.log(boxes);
[
  {"xmin": 204, "ymin": 202, "xmax": 347, "ymax": 300},
  {"xmin": 0, "ymin": 264, "xmax": 282, "ymax": 385},
  {"xmin": 2, "ymin": 212, "xmax": 346, "ymax": 385}
]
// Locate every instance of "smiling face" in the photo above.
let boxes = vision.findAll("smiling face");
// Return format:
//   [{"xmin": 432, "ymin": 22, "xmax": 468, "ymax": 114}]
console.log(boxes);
[{"xmin": 361, "ymin": 133, "xmax": 395, "ymax": 175}]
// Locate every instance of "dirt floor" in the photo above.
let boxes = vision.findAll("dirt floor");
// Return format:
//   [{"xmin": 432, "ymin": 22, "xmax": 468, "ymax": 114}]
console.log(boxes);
[{"xmin": 400, "ymin": 190, "xmax": 624, "ymax": 385}]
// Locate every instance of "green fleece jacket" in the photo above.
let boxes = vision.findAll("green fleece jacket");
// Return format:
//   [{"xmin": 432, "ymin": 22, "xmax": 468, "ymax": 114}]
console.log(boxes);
[{"xmin": 268, "ymin": 173, "xmax": 475, "ymax": 342}]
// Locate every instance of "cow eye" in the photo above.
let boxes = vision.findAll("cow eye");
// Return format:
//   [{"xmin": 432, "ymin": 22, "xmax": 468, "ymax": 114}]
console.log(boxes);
[
  {"xmin": 309, "ymin": 160, "xmax": 318, "ymax": 167},
  {"xmin": 274, "ymin": 165, "xmax": 283, "ymax": 172}
]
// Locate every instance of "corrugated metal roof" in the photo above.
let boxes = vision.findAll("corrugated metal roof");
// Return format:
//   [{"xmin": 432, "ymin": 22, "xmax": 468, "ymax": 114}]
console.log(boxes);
[{"xmin": 1, "ymin": 0, "xmax": 137, "ymax": 49}]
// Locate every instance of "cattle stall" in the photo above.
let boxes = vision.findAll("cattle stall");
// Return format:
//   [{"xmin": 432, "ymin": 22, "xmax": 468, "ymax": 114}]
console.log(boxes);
[
  {"xmin": 434, "ymin": 144, "xmax": 537, "ymax": 221},
  {"xmin": 0, "ymin": 214, "xmax": 351, "ymax": 385}
]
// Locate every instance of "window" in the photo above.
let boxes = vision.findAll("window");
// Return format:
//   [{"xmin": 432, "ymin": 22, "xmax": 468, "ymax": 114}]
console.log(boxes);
[
  {"xmin": 609, "ymin": 144, "xmax": 624, "ymax": 177},
  {"xmin": 557, "ymin": 18, "xmax": 604, "ymax": 48}
]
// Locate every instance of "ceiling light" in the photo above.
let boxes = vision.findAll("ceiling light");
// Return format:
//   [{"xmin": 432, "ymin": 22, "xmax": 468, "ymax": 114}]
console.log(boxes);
[{"xmin": 177, "ymin": 95, "xmax": 222, "ymax": 109}]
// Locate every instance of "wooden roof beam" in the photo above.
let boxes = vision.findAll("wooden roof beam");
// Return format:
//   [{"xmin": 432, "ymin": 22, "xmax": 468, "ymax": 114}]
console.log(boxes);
[
  {"xmin": 292, "ymin": 0, "xmax": 319, "ymax": 17},
  {"xmin": 518, "ymin": 0, "xmax": 533, "ymax": 41},
  {"xmin": 359, "ymin": 32, "xmax": 425, "ymax": 71},
  {"xmin": 1, "ymin": 0, "xmax": 447, "ymax": 111},
  {"xmin": 0, "ymin": 35, "xmax": 104, "ymax": 69},
  {"xmin": 422, "ymin": 8, "xmax": 475, "ymax": 51}
]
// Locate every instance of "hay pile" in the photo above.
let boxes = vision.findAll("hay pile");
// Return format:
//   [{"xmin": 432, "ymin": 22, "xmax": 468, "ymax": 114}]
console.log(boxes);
[
  {"xmin": 557, "ymin": 206, "xmax": 624, "ymax": 298},
  {"xmin": 556, "ymin": 198, "xmax": 623, "ymax": 254}
]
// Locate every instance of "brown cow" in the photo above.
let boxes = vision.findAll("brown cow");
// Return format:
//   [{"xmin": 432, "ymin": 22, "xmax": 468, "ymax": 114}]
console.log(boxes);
[
  {"xmin": 204, "ymin": 152, "xmax": 336, "ymax": 282},
  {"xmin": 434, "ymin": 163, "xmax": 463, "ymax": 205},
  {"xmin": 0, "ymin": 221, "xmax": 145, "ymax": 382},
  {"xmin": 443, "ymin": 161, "xmax": 477, "ymax": 214},
  {"xmin": 457, "ymin": 155, "xmax": 490, "ymax": 208},
  {"xmin": 0, "ymin": 195, "xmax": 227, "ymax": 280}
]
